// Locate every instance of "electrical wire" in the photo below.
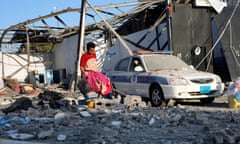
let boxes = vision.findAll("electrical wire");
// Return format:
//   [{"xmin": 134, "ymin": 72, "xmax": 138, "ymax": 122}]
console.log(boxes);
[{"xmin": 196, "ymin": 0, "xmax": 240, "ymax": 69}]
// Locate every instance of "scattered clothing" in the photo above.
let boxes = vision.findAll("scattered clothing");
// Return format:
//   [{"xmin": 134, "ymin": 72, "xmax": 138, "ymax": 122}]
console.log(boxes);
[{"xmin": 2, "ymin": 97, "xmax": 36, "ymax": 115}]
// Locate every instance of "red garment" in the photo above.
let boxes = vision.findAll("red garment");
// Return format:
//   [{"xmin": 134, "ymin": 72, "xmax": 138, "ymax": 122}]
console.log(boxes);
[
  {"xmin": 87, "ymin": 71, "xmax": 112, "ymax": 96},
  {"xmin": 80, "ymin": 52, "xmax": 97, "ymax": 68},
  {"xmin": 79, "ymin": 52, "xmax": 112, "ymax": 96}
]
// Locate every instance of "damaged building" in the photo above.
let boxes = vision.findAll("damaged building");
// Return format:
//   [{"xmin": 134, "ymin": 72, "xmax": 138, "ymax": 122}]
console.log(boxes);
[{"xmin": 0, "ymin": 0, "xmax": 239, "ymax": 90}]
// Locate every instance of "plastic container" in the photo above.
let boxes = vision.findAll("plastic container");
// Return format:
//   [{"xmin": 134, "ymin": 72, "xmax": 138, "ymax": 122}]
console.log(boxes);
[
  {"xmin": 228, "ymin": 95, "xmax": 240, "ymax": 108},
  {"xmin": 87, "ymin": 100, "xmax": 95, "ymax": 108}
]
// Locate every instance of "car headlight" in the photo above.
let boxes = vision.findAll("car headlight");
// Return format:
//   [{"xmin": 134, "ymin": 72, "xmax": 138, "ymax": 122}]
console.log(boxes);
[
  {"xmin": 169, "ymin": 78, "xmax": 188, "ymax": 85},
  {"xmin": 215, "ymin": 75, "xmax": 222, "ymax": 83}
]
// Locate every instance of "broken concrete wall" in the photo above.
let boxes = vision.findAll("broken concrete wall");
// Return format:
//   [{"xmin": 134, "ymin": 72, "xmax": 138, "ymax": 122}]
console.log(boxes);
[{"xmin": 0, "ymin": 53, "xmax": 52, "ymax": 83}]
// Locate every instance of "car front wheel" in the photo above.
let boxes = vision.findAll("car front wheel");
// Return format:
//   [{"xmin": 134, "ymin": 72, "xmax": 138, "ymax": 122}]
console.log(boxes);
[{"xmin": 150, "ymin": 85, "xmax": 164, "ymax": 107}]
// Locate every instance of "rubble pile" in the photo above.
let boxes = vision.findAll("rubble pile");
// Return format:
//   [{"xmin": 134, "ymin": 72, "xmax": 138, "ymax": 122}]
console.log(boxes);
[
  {"xmin": 0, "ymin": 88, "xmax": 239, "ymax": 144},
  {"xmin": 0, "ymin": 78, "xmax": 239, "ymax": 143}
]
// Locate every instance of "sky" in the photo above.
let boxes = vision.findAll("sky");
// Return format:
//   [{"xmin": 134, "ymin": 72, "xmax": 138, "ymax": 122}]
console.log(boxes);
[{"xmin": 0, "ymin": 0, "xmax": 136, "ymax": 29}]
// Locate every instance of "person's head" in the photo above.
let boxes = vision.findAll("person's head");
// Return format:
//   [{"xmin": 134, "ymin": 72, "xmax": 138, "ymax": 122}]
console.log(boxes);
[
  {"xmin": 133, "ymin": 59, "xmax": 140, "ymax": 65},
  {"xmin": 86, "ymin": 42, "xmax": 96, "ymax": 54}
]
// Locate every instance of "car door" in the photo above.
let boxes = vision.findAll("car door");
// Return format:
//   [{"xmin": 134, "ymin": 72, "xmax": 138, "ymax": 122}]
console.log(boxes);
[
  {"xmin": 129, "ymin": 57, "xmax": 148, "ymax": 96},
  {"xmin": 110, "ymin": 57, "xmax": 135, "ymax": 94}
]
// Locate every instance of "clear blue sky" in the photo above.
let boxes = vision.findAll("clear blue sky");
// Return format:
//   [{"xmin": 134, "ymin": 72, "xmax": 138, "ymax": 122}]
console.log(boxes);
[{"xmin": 0, "ymin": 0, "xmax": 136, "ymax": 29}]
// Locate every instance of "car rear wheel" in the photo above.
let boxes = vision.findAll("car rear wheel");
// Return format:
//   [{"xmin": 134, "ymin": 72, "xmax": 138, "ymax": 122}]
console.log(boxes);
[
  {"xmin": 150, "ymin": 85, "xmax": 165, "ymax": 107},
  {"xmin": 200, "ymin": 97, "xmax": 215, "ymax": 104}
]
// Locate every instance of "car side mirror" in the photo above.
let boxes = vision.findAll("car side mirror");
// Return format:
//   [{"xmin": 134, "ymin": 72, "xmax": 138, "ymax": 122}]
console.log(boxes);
[{"xmin": 134, "ymin": 66, "xmax": 144, "ymax": 72}]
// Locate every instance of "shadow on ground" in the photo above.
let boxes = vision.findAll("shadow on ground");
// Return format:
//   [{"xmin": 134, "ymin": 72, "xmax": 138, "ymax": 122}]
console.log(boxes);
[{"xmin": 176, "ymin": 101, "xmax": 229, "ymax": 108}]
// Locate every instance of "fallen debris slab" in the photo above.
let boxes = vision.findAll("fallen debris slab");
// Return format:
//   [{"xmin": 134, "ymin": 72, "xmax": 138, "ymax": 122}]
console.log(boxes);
[
  {"xmin": 8, "ymin": 133, "xmax": 34, "ymax": 140},
  {"xmin": 0, "ymin": 138, "xmax": 48, "ymax": 144}
]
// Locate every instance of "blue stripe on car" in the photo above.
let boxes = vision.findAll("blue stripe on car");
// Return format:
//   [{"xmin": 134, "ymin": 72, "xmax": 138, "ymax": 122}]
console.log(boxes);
[
  {"xmin": 137, "ymin": 75, "xmax": 168, "ymax": 84},
  {"xmin": 110, "ymin": 75, "xmax": 168, "ymax": 84},
  {"xmin": 110, "ymin": 75, "xmax": 131, "ymax": 83}
]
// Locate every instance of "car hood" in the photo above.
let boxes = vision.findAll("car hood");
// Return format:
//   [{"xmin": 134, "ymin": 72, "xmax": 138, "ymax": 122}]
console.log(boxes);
[{"xmin": 149, "ymin": 69, "xmax": 217, "ymax": 79}]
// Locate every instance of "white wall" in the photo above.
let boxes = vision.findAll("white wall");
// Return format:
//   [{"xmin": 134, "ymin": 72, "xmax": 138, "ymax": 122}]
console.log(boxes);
[
  {"xmin": 64, "ymin": 35, "xmax": 78, "ymax": 76},
  {"xmin": 0, "ymin": 53, "xmax": 50, "ymax": 82},
  {"xmin": 53, "ymin": 42, "xmax": 66, "ymax": 70}
]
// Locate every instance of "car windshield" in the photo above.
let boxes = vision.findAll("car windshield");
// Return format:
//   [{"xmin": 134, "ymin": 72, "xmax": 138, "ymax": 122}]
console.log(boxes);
[{"xmin": 143, "ymin": 54, "xmax": 193, "ymax": 71}]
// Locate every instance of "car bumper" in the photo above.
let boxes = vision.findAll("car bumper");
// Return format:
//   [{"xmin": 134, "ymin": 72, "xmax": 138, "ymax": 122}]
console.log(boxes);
[{"xmin": 161, "ymin": 83, "xmax": 225, "ymax": 100}]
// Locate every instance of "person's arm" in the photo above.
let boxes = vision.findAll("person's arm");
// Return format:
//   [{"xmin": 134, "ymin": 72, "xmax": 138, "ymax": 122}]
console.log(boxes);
[
  {"xmin": 80, "ymin": 66, "xmax": 85, "ymax": 74},
  {"xmin": 80, "ymin": 66, "xmax": 87, "ymax": 80},
  {"xmin": 80, "ymin": 66, "xmax": 85, "ymax": 76}
]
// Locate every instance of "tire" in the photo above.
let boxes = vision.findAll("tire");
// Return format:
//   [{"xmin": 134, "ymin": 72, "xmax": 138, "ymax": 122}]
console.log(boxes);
[
  {"xmin": 200, "ymin": 97, "xmax": 215, "ymax": 104},
  {"xmin": 150, "ymin": 85, "xmax": 164, "ymax": 107}
]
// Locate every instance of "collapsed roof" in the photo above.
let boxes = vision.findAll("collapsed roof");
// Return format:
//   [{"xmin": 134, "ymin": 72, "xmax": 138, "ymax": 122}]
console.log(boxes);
[
  {"xmin": 0, "ymin": 0, "xmax": 227, "ymax": 53},
  {"xmin": 0, "ymin": 1, "xmax": 166, "ymax": 47}
]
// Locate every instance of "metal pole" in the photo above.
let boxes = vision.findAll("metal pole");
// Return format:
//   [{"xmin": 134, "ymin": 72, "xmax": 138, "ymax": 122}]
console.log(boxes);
[
  {"xmin": 73, "ymin": 0, "xmax": 86, "ymax": 91},
  {"xmin": 166, "ymin": 0, "xmax": 173, "ymax": 51},
  {"xmin": 1, "ymin": 45, "xmax": 4, "ymax": 78},
  {"xmin": 26, "ymin": 27, "xmax": 30, "ymax": 72},
  {"xmin": 0, "ymin": 33, "xmax": 5, "ymax": 78}
]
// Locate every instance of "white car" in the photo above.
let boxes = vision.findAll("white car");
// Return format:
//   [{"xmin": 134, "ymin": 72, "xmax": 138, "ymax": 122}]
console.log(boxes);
[{"xmin": 108, "ymin": 52, "xmax": 225, "ymax": 106}]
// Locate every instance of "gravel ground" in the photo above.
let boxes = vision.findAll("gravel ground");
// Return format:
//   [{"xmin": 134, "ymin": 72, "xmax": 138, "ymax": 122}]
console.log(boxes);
[{"xmin": 0, "ymin": 92, "xmax": 240, "ymax": 144}]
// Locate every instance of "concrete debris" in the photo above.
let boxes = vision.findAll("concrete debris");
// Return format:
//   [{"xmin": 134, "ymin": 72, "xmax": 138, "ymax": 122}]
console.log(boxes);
[
  {"xmin": 56, "ymin": 134, "xmax": 66, "ymax": 141},
  {"xmin": 37, "ymin": 128, "xmax": 54, "ymax": 139},
  {"xmin": 79, "ymin": 111, "xmax": 92, "ymax": 117},
  {"xmin": 148, "ymin": 117, "xmax": 155, "ymax": 125},
  {"xmin": 8, "ymin": 133, "xmax": 34, "ymax": 140},
  {"xmin": 111, "ymin": 121, "xmax": 122, "ymax": 127},
  {"xmin": 0, "ymin": 139, "xmax": 48, "ymax": 144},
  {"xmin": 123, "ymin": 95, "xmax": 147, "ymax": 110},
  {"xmin": 0, "ymin": 84, "xmax": 240, "ymax": 143}
]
